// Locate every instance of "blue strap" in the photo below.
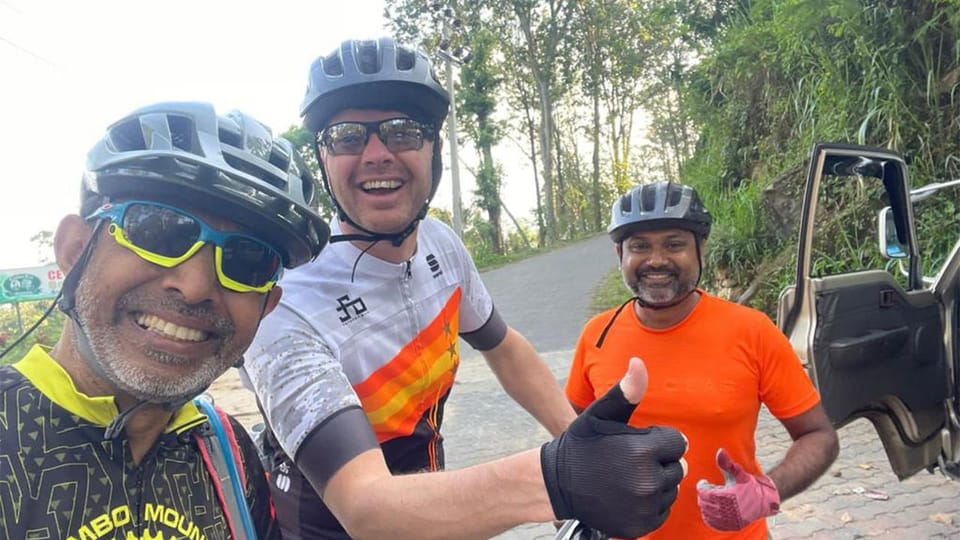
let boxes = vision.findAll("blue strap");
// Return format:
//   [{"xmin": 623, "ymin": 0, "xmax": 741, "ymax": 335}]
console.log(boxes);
[{"xmin": 194, "ymin": 396, "xmax": 258, "ymax": 540}]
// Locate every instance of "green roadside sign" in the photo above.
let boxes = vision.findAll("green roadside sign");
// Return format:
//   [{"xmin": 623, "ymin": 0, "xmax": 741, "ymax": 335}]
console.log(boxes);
[{"xmin": 0, "ymin": 263, "xmax": 63, "ymax": 304}]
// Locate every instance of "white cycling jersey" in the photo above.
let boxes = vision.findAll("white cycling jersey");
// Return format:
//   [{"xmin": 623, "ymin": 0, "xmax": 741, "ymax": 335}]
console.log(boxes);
[{"xmin": 243, "ymin": 216, "xmax": 506, "ymax": 476}]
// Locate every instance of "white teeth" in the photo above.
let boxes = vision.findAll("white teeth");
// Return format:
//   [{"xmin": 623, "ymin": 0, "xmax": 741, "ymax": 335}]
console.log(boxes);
[
  {"xmin": 362, "ymin": 179, "xmax": 401, "ymax": 190},
  {"xmin": 136, "ymin": 313, "xmax": 207, "ymax": 342}
]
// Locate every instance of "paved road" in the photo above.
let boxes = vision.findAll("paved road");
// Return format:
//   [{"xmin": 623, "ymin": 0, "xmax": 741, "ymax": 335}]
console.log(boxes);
[{"xmin": 441, "ymin": 234, "xmax": 960, "ymax": 539}]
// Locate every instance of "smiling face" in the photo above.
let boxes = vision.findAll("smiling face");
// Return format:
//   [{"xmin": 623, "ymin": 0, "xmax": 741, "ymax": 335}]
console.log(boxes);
[
  {"xmin": 319, "ymin": 109, "xmax": 435, "ymax": 236},
  {"xmin": 617, "ymin": 228, "xmax": 702, "ymax": 308},
  {"xmin": 59, "ymin": 204, "xmax": 279, "ymax": 404}
]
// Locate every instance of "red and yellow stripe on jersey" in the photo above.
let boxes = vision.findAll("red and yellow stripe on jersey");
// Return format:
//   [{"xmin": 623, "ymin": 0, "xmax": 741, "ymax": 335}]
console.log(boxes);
[{"xmin": 354, "ymin": 288, "xmax": 461, "ymax": 447}]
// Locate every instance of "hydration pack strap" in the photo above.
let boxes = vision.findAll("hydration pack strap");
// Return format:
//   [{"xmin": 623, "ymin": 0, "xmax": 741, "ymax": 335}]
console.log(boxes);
[{"xmin": 194, "ymin": 397, "xmax": 257, "ymax": 540}]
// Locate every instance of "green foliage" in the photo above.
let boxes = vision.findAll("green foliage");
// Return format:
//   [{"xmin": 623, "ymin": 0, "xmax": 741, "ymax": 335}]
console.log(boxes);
[
  {"xmin": 0, "ymin": 302, "xmax": 64, "ymax": 366},
  {"xmin": 589, "ymin": 268, "xmax": 631, "ymax": 316},
  {"xmin": 677, "ymin": 0, "xmax": 960, "ymax": 315}
]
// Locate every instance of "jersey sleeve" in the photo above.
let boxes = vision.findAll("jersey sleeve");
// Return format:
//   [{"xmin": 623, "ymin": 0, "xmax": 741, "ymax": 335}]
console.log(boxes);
[
  {"xmin": 445, "ymin": 223, "xmax": 506, "ymax": 349},
  {"xmin": 564, "ymin": 326, "xmax": 598, "ymax": 411},
  {"xmin": 756, "ymin": 314, "xmax": 822, "ymax": 419},
  {"xmin": 243, "ymin": 302, "xmax": 377, "ymax": 467}
]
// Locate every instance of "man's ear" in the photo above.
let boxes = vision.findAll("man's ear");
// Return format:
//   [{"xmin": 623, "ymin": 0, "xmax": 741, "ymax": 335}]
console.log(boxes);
[
  {"xmin": 261, "ymin": 286, "xmax": 283, "ymax": 319},
  {"xmin": 54, "ymin": 215, "xmax": 93, "ymax": 276},
  {"xmin": 615, "ymin": 242, "xmax": 623, "ymax": 261}
]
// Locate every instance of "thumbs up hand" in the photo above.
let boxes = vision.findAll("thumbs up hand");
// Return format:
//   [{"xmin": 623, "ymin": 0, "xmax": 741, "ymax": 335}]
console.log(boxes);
[
  {"xmin": 696, "ymin": 449, "xmax": 780, "ymax": 531},
  {"xmin": 540, "ymin": 358, "xmax": 687, "ymax": 539}
]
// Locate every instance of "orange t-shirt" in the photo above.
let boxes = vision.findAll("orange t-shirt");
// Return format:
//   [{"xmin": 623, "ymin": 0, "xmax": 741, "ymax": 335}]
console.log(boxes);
[{"xmin": 565, "ymin": 292, "xmax": 821, "ymax": 540}]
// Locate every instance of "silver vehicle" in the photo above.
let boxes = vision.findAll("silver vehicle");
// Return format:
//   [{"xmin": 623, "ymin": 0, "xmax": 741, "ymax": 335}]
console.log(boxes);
[{"xmin": 778, "ymin": 142, "xmax": 960, "ymax": 480}]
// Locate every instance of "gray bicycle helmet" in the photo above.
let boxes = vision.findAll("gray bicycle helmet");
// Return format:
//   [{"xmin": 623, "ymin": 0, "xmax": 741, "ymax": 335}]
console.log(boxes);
[
  {"xmin": 608, "ymin": 181, "xmax": 712, "ymax": 243},
  {"xmin": 301, "ymin": 37, "xmax": 449, "ymax": 133},
  {"xmin": 300, "ymin": 37, "xmax": 450, "ymax": 247},
  {"xmin": 83, "ymin": 101, "xmax": 330, "ymax": 268}
]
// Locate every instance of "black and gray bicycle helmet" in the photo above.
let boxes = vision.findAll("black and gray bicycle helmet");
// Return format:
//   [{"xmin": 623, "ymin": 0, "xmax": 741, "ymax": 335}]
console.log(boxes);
[
  {"xmin": 84, "ymin": 101, "xmax": 330, "ymax": 268},
  {"xmin": 301, "ymin": 37, "xmax": 450, "ymax": 246},
  {"xmin": 608, "ymin": 182, "xmax": 712, "ymax": 244}
]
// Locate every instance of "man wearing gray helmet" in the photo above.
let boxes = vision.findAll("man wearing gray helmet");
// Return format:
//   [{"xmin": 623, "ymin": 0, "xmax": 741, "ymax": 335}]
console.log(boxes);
[
  {"xmin": 566, "ymin": 182, "xmax": 838, "ymax": 539},
  {"xmin": 0, "ymin": 102, "xmax": 330, "ymax": 540},
  {"xmin": 242, "ymin": 37, "xmax": 689, "ymax": 540}
]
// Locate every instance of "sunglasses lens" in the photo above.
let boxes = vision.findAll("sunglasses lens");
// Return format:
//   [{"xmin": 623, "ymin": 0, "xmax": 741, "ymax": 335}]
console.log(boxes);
[
  {"xmin": 221, "ymin": 236, "xmax": 281, "ymax": 288},
  {"xmin": 322, "ymin": 118, "xmax": 430, "ymax": 155},
  {"xmin": 380, "ymin": 119, "xmax": 426, "ymax": 153},
  {"xmin": 324, "ymin": 123, "xmax": 368, "ymax": 155},
  {"xmin": 123, "ymin": 203, "xmax": 200, "ymax": 257}
]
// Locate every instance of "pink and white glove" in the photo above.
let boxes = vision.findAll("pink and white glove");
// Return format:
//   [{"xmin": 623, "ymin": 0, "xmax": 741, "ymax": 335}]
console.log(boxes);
[{"xmin": 696, "ymin": 449, "xmax": 780, "ymax": 531}]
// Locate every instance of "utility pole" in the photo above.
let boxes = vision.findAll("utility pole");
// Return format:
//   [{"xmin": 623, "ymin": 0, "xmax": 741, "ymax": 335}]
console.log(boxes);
[
  {"xmin": 444, "ymin": 47, "xmax": 463, "ymax": 238},
  {"xmin": 436, "ymin": 4, "xmax": 467, "ymax": 239}
]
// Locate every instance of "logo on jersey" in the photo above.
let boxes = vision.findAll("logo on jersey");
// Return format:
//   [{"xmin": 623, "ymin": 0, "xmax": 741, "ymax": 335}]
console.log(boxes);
[
  {"xmin": 336, "ymin": 294, "xmax": 368, "ymax": 322},
  {"xmin": 274, "ymin": 471, "xmax": 292, "ymax": 493},
  {"xmin": 426, "ymin": 254, "xmax": 443, "ymax": 278}
]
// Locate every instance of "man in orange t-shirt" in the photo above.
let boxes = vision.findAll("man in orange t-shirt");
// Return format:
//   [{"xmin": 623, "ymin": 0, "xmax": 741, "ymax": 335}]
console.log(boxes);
[{"xmin": 566, "ymin": 182, "xmax": 839, "ymax": 539}]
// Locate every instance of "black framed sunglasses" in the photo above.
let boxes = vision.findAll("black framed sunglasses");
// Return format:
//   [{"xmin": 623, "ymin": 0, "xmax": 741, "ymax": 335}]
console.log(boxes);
[{"xmin": 317, "ymin": 117, "xmax": 436, "ymax": 156}]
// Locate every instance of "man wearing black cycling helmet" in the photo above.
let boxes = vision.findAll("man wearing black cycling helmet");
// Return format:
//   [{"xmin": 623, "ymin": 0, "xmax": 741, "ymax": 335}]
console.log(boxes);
[
  {"xmin": 242, "ymin": 37, "xmax": 688, "ymax": 539},
  {"xmin": 566, "ymin": 182, "xmax": 838, "ymax": 539},
  {"xmin": 0, "ymin": 102, "xmax": 330, "ymax": 539}
]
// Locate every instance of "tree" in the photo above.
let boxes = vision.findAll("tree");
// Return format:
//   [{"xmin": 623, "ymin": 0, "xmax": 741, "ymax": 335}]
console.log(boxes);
[
  {"xmin": 29, "ymin": 230, "xmax": 54, "ymax": 264},
  {"xmin": 459, "ymin": 28, "xmax": 507, "ymax": 253}
]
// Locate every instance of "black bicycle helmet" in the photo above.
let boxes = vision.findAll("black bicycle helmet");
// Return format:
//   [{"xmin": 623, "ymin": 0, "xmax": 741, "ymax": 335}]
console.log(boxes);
[
  {"xmin": 84, "ymin": 101, "xmax": 330, "ymax": 268},
  {"xmin": 608, "ymin": 181, "xmax": 712, "ymax": 243}
]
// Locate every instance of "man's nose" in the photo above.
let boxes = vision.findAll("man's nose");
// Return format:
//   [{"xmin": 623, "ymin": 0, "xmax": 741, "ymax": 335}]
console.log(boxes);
[
  {"xmin": 161, "ymin": 243, "xmax": 221, "ymax": 305},
  {"xmin": 360, "ymin": 130, "xmax": 394, "ymax": 165},
  {"xmin": 646, "ymin": 247, "xmax": 669, "ymax": 266}
]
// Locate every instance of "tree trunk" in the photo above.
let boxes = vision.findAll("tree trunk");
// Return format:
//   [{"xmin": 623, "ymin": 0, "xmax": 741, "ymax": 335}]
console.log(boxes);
[
  {"xmin": 538, "ymin": 77, "xmax": 557, "ymax": 242},
  {"xmin": 592, "ymin": 83, "xmax": 602, "ymax": 231}
]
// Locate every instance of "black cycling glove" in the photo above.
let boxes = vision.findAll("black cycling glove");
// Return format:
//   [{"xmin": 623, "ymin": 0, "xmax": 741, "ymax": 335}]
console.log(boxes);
[{"xmin": 540, "ymin": 383, "xmax": 686, "ymax": 539}]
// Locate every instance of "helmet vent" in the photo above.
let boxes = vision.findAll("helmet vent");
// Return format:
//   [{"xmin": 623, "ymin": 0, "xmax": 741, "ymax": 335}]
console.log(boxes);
[
  {"xmin": 108, "ymin": 119, "xmax": 147, "ymax": 151},
  {"xmin": 218, "ymin": 126, "xmax": 243, "ymax": 149},
  {"xmin": 322, "ymin": 53, "xmax": 344, "ymax": 77},
  {"xmin": 268, "ymin": 149, "xmax": 290, "ymax": 174},
  {"xmin": 640, "ymin": 185, "xmax": 656, "ymax": 212},
  {"xmin": 167, "ymin": 115, "xmax": 196, "ymax": 153},
  {"xmin": 666, "ymin": 185, "xmax": 682, "ymax": 207},
  {"xmin": 301, "ymin": 173, "xmax": 316, "ymax": 207},
  {"xmin": 223, "ymin": 153, "xmax": 287, "ymax": 191},
  {"xmin": 355, "ymin": 41, "xmax": 381, "ymax": 74},
  {"xmin": 396, "ymin": 46, "xmax": 416, "ymax": 71}
]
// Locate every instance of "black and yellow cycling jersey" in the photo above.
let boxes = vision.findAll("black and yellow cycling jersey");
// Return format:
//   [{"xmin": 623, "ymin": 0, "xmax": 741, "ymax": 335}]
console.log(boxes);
[{"xmin": 0, "ymin": 345, "xmax": 280, "ymax": 540}]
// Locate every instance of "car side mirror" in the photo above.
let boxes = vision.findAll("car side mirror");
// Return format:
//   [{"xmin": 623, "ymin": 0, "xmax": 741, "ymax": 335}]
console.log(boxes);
[{"xmin": 878, "ymin": 206, "xmax": 908, "ymax": 259}]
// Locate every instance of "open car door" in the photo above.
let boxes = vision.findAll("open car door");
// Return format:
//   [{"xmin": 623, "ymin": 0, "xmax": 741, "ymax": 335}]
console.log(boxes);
[{"xmin": 777, "ymin": 143, "xmax": 954, "ymax": 480}]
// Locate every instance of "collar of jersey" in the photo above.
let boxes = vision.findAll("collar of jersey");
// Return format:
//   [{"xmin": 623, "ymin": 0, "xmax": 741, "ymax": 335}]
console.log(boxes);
[
  {"xmin": 329, "ymin": 217, "xmax": 416, "ymax": 279},
  {"xmin": 14, "ymin": 345, "xmax": 205, "ymax": 434},
  {"xmin": 631, "ymin": 288, "xmax": 710, "ymax": 333}
]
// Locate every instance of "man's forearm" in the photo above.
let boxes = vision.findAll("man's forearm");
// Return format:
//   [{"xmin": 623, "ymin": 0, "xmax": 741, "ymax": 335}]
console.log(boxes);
[
  {"xmin": 767, "ymin": 430, "xmax": 839, "ymax": 500},
  {"xmin": 324, "ymin": 448, "xmax": 552, "ymax": 540},
  {"xmin": 485, "ymin": 328, "xmax": 577, "ymax": 436}
]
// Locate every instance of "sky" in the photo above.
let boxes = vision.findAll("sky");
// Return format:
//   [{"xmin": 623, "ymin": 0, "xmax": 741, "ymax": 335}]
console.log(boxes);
[{"xmin": 0, "ymin": 0, "xmax": 539, "ymax": 269}]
